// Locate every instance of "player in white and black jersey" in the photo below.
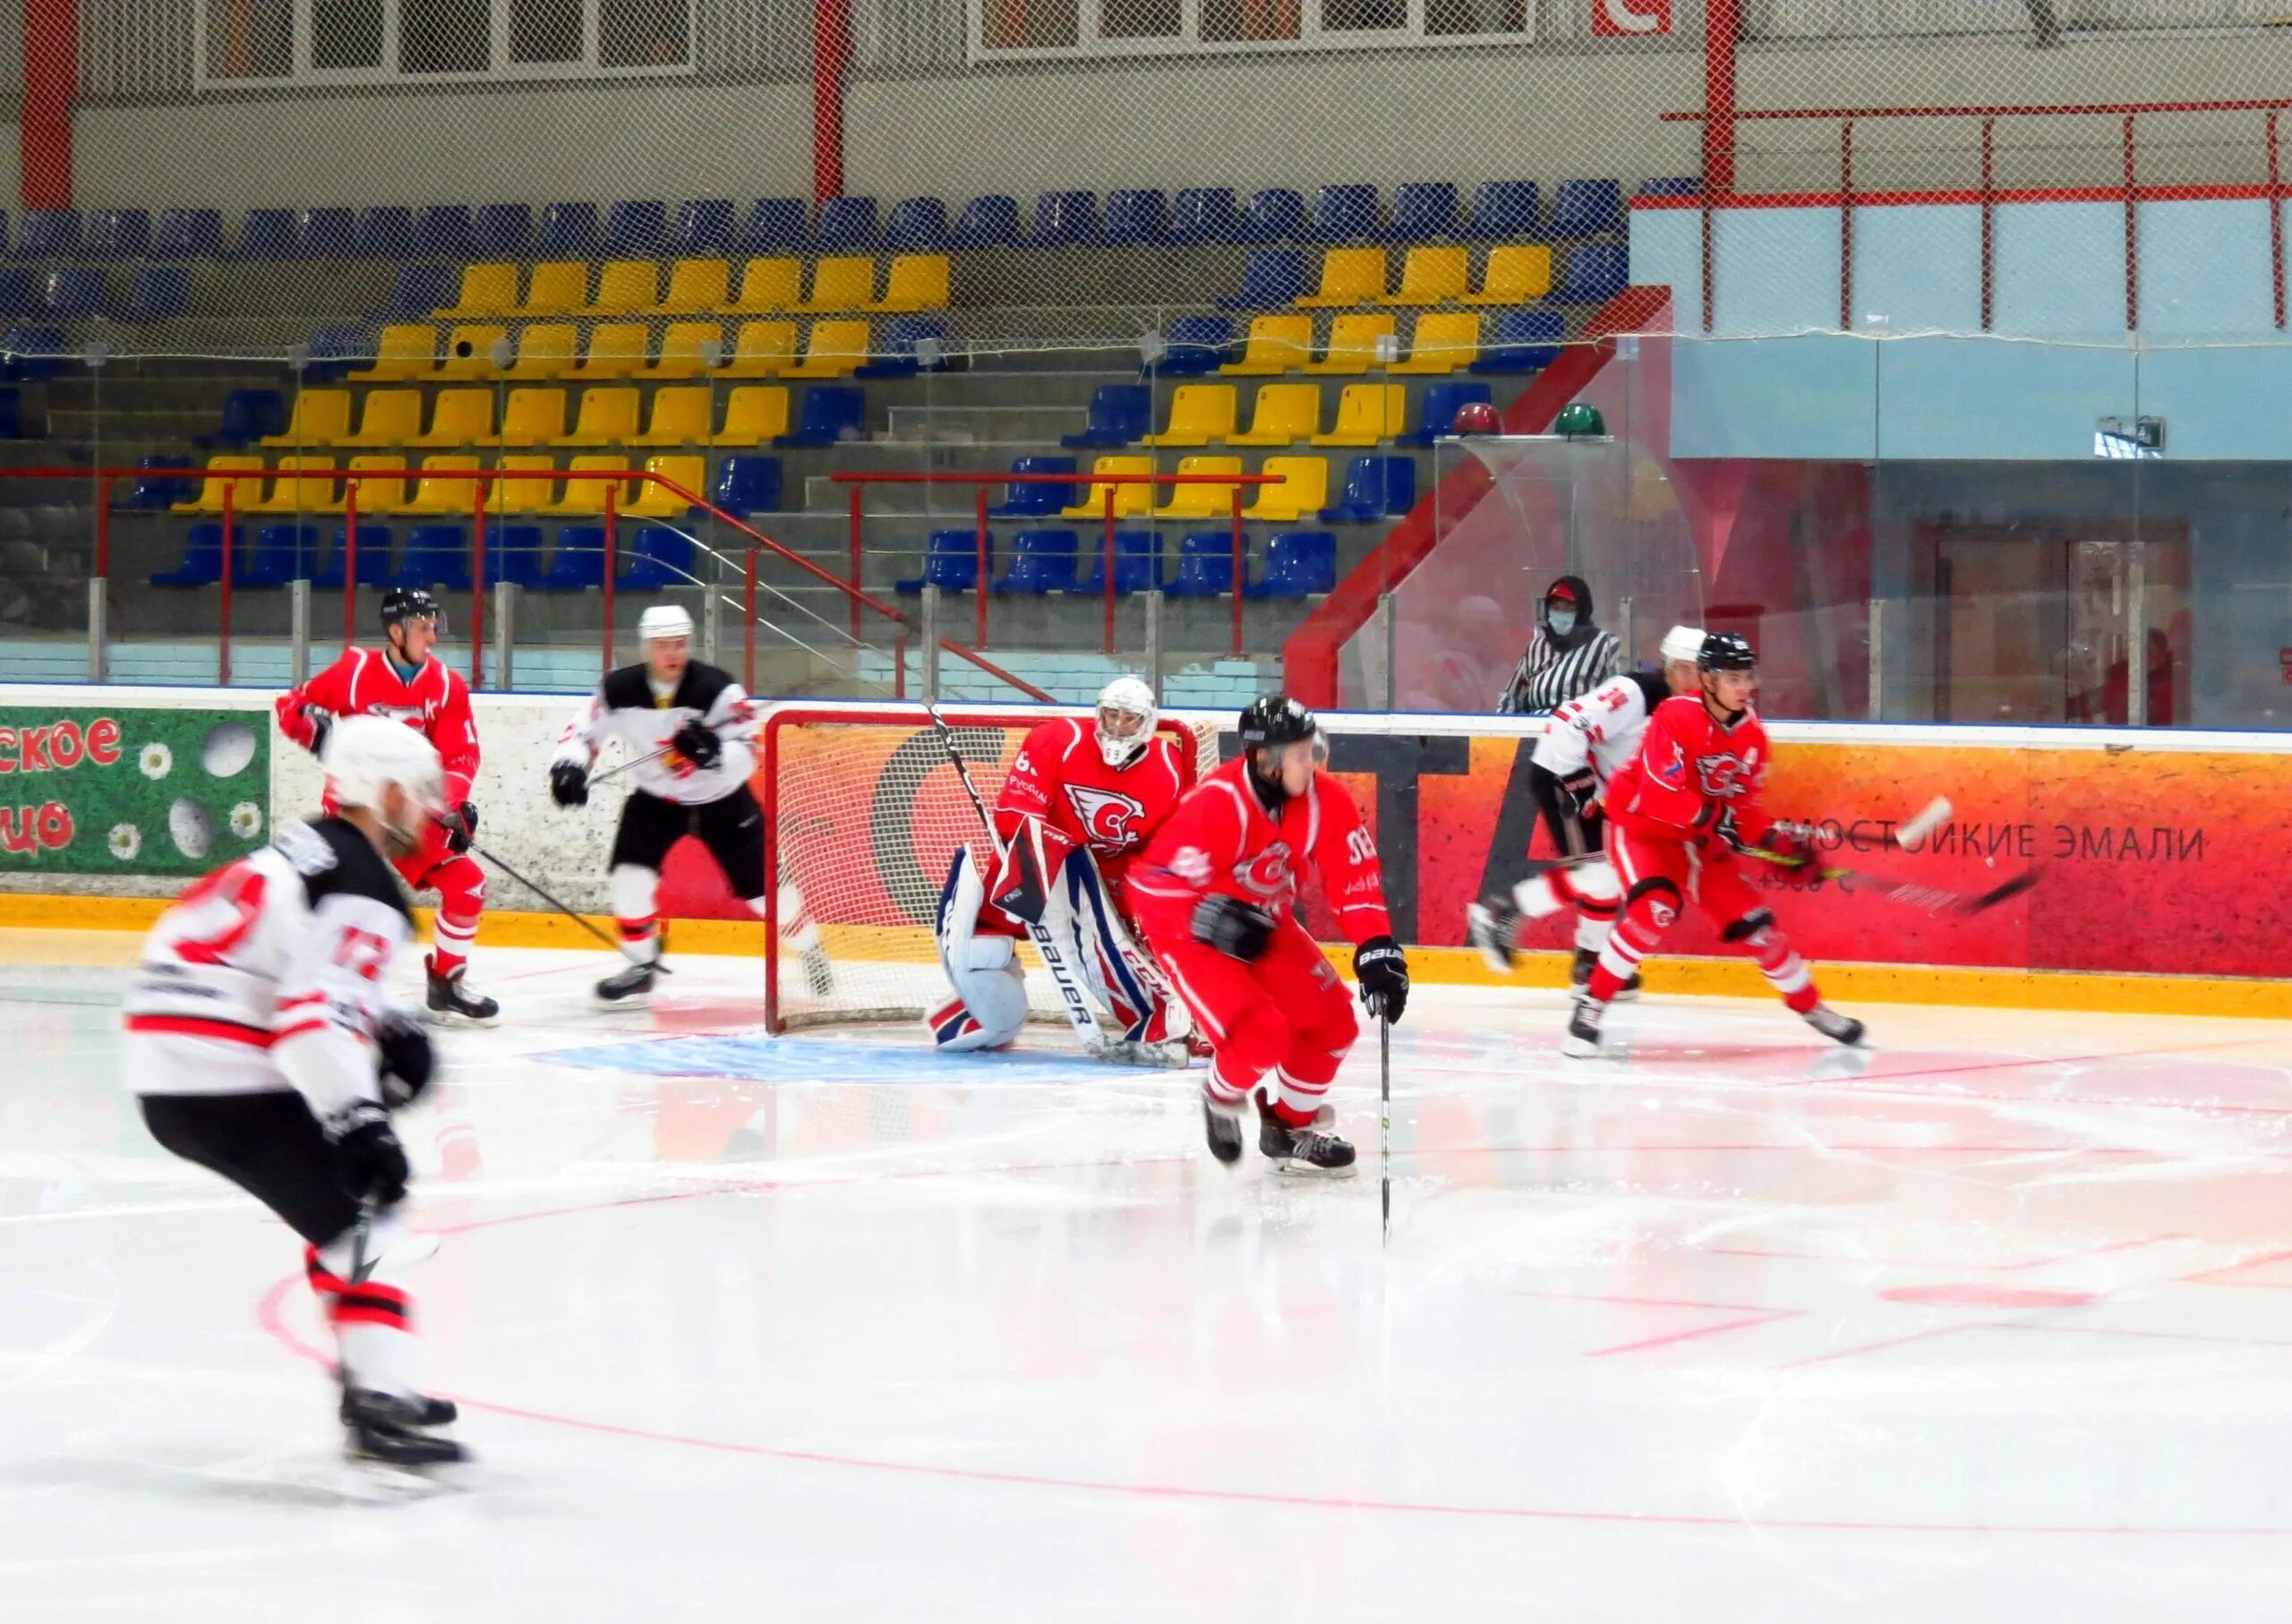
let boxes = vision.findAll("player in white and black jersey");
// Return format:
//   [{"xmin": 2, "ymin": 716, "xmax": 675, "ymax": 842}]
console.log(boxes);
[
  {"xmin": 124, "ymin": 715, "xmax": 464, "ymax": 1470},
  {"xmin": 548, "ymin": 603, "xmax": 832, "ymax": 1004},
  {"xmin": 1470, "ymin": 624, "xmax": 1704, "ymax": 989}
]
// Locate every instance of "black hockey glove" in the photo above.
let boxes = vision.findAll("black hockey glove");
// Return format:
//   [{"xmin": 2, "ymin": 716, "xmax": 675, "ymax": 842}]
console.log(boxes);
[
  {"xmin": 1192, "ymin": 893, "xmax": 1275, "ymax": 962},
  {"xmin": 1354, "ymin": 935, "xmax": 1410, "ymax": 1024},
  {"xmin": 1557, "ymin": 766, "xmax": 1599, "ymax": 822},
  {"xmin": 671, "ymin": 720, "xmax": 723, "ymax": 771},
  {"xmin": 549, "ymin": 759, "xmax": 589, "ymax": 808},
  {"xmin": 304, "ymin": 707, "xmax": 333, "ymax": 761},
  {"xmin": 374, "ymin": 1010, "xmax": 435, "ymax": 1109},
  {"xmin": 331, "ymin": 1100, "xmax": 410, "ymax": 1208},
  {"xmin": 444, "ymin": 800, "xmax": 478, "ymax": 855}
]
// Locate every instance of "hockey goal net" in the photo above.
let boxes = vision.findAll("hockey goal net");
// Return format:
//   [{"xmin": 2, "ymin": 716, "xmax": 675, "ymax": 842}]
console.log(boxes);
[{"xmin": 762, "ymin": 705, "xmax": 1220, "ymax": 1033}]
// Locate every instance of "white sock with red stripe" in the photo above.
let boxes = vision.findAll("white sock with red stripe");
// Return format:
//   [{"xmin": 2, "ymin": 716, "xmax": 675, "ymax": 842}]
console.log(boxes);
[{"xmin": 309, "ymin": 1218, "xmax": 422, "ymax": 1399}]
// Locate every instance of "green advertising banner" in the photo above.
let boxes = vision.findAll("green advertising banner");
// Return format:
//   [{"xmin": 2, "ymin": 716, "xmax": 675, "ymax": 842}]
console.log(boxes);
[{"xmin": 0, "ymin": 707, "xmax": 270, "ymax": 875}]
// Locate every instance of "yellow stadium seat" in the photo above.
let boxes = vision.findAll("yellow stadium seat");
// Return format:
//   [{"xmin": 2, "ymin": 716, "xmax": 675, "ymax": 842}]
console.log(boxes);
[
  {"xmin": 1304, "ymin": 313, "xmax": 1396, "ymax": 374},
  {"xmin": 640, "ymin": 321, "xmax": 724, "ymax": 380},
  {"xmin": 586, "ymin": 261, "xmax": 659, "ymax": 315},
  {"xmin": 1297, "ymin": 248, "xmax": 1388, "ymax": 309},
  {"xmin": 484, "ymin": 387, "xmax": 568, "ymax": 448},
  {"xmin": 492, "ymin": 455, "xmax": 557, "ymax": 515},
  {"xmin": 720, "ymin": 321, "xmax": 797, "ymax": 378},
  {"xmin": 399, "ymin": 455, "xmax": 483, "ymax": 517},
  {"xmin": 654, "ymin": 259, "xmax": 731, "ymax": 314},
  {"xmin": 515, "ymin": 261, "xmax": 589, "ymax": 315},
  {"xmin": 172, "ymin": 456, "xmax": 265, "ymax": 515},
  {"xmin": 337, "ymin": 457, "xmax": 409, "ymax": 514},
  {"xmin": 543, "ymin": 455, "xmax": 636, "ymax": 517},
  {"xmin": 710, "ymin": 385, "xmax": 790, "ymax": 447},
  {"xmin": 1383, "ymin": 245, "xmax": 1470, "ymax": 306},
  {"xmin": 437, "ymin": 323, "xmax": 509, "ymax": 379},
  {"xmin": 441, "ymin": 263, "xmax": 517, "ymax": 317},
  {"xmin": 1311, "ymin": 383, "xmax": 1408, "ymax": 447},
  {"xmin": 338, "ymin": 389, "xmax": 423, "ymax": 448},
  {"xmin": 720, "ymin": 258, "xmax": 801, "ymax": 313},
  {"xmin": 243, "ymin": 456, "xmax": 337, "ymax": 514},
  {"xmin": 261, "ymin": 389, "xmax": 352, "ymax": 448},
  {"xmin": 1390, "ymin": 312, "xmax": 1481, "ymax": 374},
  {"xmin": 1227, "ymin": 383, "xmax": 1322, "ymax": 447},
  {"xmin": 628, "ymin": 387, "xmax": 711, "ymax": 447},
  {"xmin": 622, "ymin": 455, "xmax": 705, "ymax": 518},
  {"xmin": 348, "ymin": 325, "xmax": 437, "ymax": 382},
  {"xmin": 1240, "ymin": 456, "xmax": 1329, "ymax": 522},
  {"xmin": 796, "ymin": 257, "xmax": 877, "ymax": 313},
  {"xmin": 500, "ymin": 323, "xmax": 577, "ymax": 380},
  {"xmin": 1059, "ymin": 456, "xmax": 1155, "ymax": 520},
  {"xmin": 569, "ymin": 321, "xmax": 652, "ymax": 380},
  {"xmin": 1150, "ymin": 455, "xmax": 1244, "ymax": 521},
  {"xmin": 408, "ymin": 389, "xmax": 493, "ymax": 449},
  {"xmin": 1142, "ymin": 384, "xmax": 1237, "ymax": 448},
  {"xmin": 784, "ymin": 319, "xmax": 870, "ymax": 377},
  {"xmin": 552, "ymin": 388, "xmax": 643, "ymax": 448},
  {"xmin": 871, "ymin": 254, "xmax": 949, "ymax": 312},
  {"xmin": 1460, "ymin": 244, "xmax": 1554, "ymax": 305},
  {"xmin": 1221, "ymin": 314, "xmax": 1313, "ymax": 376}
]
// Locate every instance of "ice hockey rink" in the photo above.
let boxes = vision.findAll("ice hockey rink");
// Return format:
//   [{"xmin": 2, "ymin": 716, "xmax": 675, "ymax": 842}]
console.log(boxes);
[{"xmin": 7, "ymin": 929, "xmax": 2292, "ymax": 1621}]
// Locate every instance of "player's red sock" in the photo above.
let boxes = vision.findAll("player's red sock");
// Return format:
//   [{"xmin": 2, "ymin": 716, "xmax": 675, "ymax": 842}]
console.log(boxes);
[{"xmin": 428, "ymin": 946, "xmax": 466, "ymax": 979}]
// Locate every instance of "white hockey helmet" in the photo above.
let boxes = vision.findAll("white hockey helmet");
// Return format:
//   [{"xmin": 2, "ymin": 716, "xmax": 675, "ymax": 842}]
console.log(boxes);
[
  {"xmin": 639, "ymin": 604, "xmax": 694, "ymax": 643},
  {"xmin": 323, "ymin": 714, "xmax": 447, "ymax": 852},
  {"xmin": 1095, "ymin": 674, "xmax": 1158, "ymax": 770},
  {"xmin": 1659, "ymin": 624, "xmax": 1706, "ymax": 665}
]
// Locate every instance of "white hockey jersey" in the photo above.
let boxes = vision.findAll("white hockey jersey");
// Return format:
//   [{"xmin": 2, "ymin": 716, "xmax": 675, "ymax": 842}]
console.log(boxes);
[
  {"xmin": 122, "ymin": 819, "xmax": 415, "ymax": 1119},
  {"xmin": 1531, "ymin": 671, "xmax": 1672, "ymax": 787},
  {"xmin": 552, "ymin": 661, "xmax": 759, "ymax": 807}
]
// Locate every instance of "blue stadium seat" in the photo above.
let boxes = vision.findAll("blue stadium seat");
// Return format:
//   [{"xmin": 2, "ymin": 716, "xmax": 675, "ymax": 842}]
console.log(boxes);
[
  {"xmin": 1637, "ymin": 175, "xmax": 1699, "ymax": 198},
  {"xmin": 1105, "ymin": 189, "xmax": 1170, "ymax": 244},
  {"xmin": 1063, "ymin": 529, "xmax": 1159, "ymax": 595},
  {"xmin": 1551, "ymin": 179, "xmax": 1624, "ymax": 237},
  {"xmin": 150, "ymin": 522, "xmax": 237, "ymax": 588},
  {"xmin": 155, "ymin": 209, "xmax": 223, "ymax": 258},
  {"xmin": 242, "ymin": 523, "xmax": 319, "ymax": 588},
  {"xmin": 1473, "ymin": 307, "xmax": 1566, "ymax": 373},
  {"xmin": 993, "ymin": 528, "xmax": 1078, "ymax": 594},
  {"xmin": 356, "ymin": 207, "xmax": 415, "ymax": 257},
  {"xmin": 895, "ymin": 529, "xmax": 988, "ymax": 594},
  {"xmin": 42, "ymin": 268, "xmax": 107, "ymax": 318},
  {"xmin": 1312, "ymin": 184, "xmax": 1381, "ymax": 242},
  {"xmin": 17, "ymin": 209, "xmax": 81, "ymax": 258},
  {"xmin": 416, "ymin": 206, "xmax": 475, "ymax": 257},
  {"xmin": 1388, "ymin": 183, "xmax": 1458, "ymax": 241},
  {"xmin": 1562, "ymin": 243, "xmax": 1629, "ymax": 303},
  {"xmin": 0, "ymin": 270, "xmax": 33, "ymax": 319},
  {"xmin": 475, "ymin": 203, "xmax": 533, "ymax": 256},
  {"xmin": 816, "ymin": 196, "xmax": 879, "ymax": 251},
  {"xmin": 536, "ymin": 202, "xmax": 601, "ymax": 256},
  {"xmin": 481, "ymin": 524, "xmax": 549, "ymax": 589},
  {"xmin": 295, "ymin": 208, "xmax": 356, "ymax": 258},
  {"xmin": 1237, "ymin": 188, "xmax": 1305, "ymax": 243},
  {"xmin": 1155, "ymin": 315, "xmax": 1235, "ymax": 376},
  {"xmin": 855, "ymin": 315, "xmax": 948, "ymax": 379},
  {"xmin": 1466, "ymin": 182, "xmax": 1539, "ymax": 240},
  {"xmin": 1399, "ymin": 380, "xmax": 1493, "ymax": 446},
  {"xmin": 1032, "ymin": 191, "xmax": 1099, "ymax": 246},
  {"xmin": 309, "ymin": 524, "xmax": 394, "ymax": 589},
  {"xmin": 605, "ymin": 200, "xmax": 670, "ymax": 256},
  {"xmin": 711, "ymin": 454, "xmax": 783, "ymax": 517},
  {"xmin": 1219, "ymin": 248, "xmax": 1310, "ymax": 310},
  {"xmin": 197, "ymin": 389, "xmax": 288, "ymax": 449},
  {"xmin": 991, "ymin": 455, "xmax": 1080, "ymax": 516},
  {"xmin": 677, "ymin": 198, "xmax": 737, "ymax": 254},
  {"xmin": 394, "ymin": 525, "xmax": 475, "ymax": 592},
  {"xmin": 617, "ymin": 526, "xmax": 696, "ymax": 590},
  {"xmin": 1320, "ymin": 454, "xmax": 1416, "ymax": 522},
  {"xmin": 1244, "ymin": 529, "xmax": 1336, "ymax": 597},
  {"xmin": 951, "ymin": 195, "xmax": 1021, "ymax": 248},
  {"xmin": 1164, "ymin": 530, "xmax": 1239, "ymax": 597},
  {"xmin": 1172, "ymin": 187, "xmax": 1239, "ymax": 244},
  {"xmin": 884, "ymin": 197, "xmax": 950, "ymax": 249},
  {"xmin": 304, "ymin": 324, "xmax": 377, "ymax": 381},
  {"xmin": 117, "ymin": 456, "xmax": 197, "ymax": 510},
  {"xmin": 746, "ymin": 198, "xmax": 808, "ymax": 252},
  {"xmin": 120, "ymin": 265, "xmax": 192, "ymax": 322},
  {"xmin": 88, "ymin": 209, "xmax": 151, "ymax": 259},
  {"xmin": 535, "ymin": 526, "xmax": 609, "ymax": 591},
  {"xmin": 387, "ymin": 263, "xmax": 456, "ymax": 317},
  {"xmin": 1061, "ymin": 385, "xmax": 1150, "ymax": 449},
  {"xmin": 238, "ymin": 209, "xmax": 295, "ymax": 258},
  {"xmin": 774, "ymin": 384, "xmax": 867, "ymax": 447},
  {"xmin": 0, "ymin": 323, "xmax": 71, "ymax": 378}
]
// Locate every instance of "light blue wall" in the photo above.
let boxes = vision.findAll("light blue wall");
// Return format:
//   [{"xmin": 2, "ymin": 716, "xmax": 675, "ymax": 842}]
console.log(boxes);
[{"xmin": 1852, "ymin": 205, "xmax": 1981, "ymax": 335}]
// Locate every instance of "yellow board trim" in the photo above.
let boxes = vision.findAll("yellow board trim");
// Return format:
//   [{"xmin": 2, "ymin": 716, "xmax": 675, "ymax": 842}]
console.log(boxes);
[{"xmin": 3, "ymin": 893, "xmax": 2284, "ymax": 1020}]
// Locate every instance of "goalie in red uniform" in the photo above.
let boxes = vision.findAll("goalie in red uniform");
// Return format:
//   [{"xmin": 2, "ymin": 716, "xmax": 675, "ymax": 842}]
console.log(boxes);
[
  {"xmin": 1132, "ymin": 697, "xmax": 1409, "ymax": 1173},
  {"xmin": 275, "ymin": 587, "xmax": 498, "ymax": 1023},
  {"xmin": 930, "ymin": 676, "xmax": 1194, "ymax": 1064},
  {"xmin": 1568, "ymin": 631, "xmax": 1864, "ymax": 1057}
]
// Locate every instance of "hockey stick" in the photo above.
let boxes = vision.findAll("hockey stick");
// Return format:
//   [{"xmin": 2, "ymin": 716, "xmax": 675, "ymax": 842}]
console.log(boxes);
[
  {"xmin": 588, "ymin": 743, "xmax": 674, "ymax": 789},
  {"xmin": 1742, "ymin": 797, "xmax": 2035, "ymax": 915},
  {"xmin": 1379, "ymin": 1013, "xmax": 1391, "ymax": 1244},
  {"xmin": 466, "ymin": 840, "xmax": 674, "ymax": 973}
]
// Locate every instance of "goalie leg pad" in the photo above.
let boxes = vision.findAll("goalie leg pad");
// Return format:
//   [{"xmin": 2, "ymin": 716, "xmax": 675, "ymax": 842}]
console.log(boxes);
[
  {"xmin": 1062, "ymin": 853, "xmax": 1173, "ymax": 1043},
  {"xmin": 930, "ymin": 850, "xmax": 1029, "ymax": 1050}
]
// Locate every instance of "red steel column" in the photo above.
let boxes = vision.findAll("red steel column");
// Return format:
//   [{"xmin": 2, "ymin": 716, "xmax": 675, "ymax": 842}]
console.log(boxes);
[
  {"xmin": 2271, "ymin": 110, "xmax": 2285, "ymax": 330},
  {"xmin": 2123, "ymin": 114, "xmax": 2139, "ymax": 331},
  {"xmin": 1838, "ymin": 120, "xmax": 1853, "ymax": 330},
  {"xmin": 342, "ymin": 483, "xmax": 360, "ymax": 645},
  {"xmin": 813, "ymin": 0, "xmax": 851, "ymax": 203},
  {"xmin": 1702, "ymin": 0, "xmax": 1738, "ymax": 198},
  {"xmin": 22, "ymin": 0, "xmax": 75, "ymax": 209}
]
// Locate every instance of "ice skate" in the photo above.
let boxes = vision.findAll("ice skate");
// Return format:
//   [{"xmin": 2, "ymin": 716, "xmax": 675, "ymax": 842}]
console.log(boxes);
[
  {"xmin": 595, "ymin": 959, "xmax": 657, "ymax": 1004},
  {"xmin": 1802, "ymin": 1003, "xmax": 1866, "ymax": 1047},
  {"xmin": 339, "ymin": 1382, "xmax": 456, "ymax": 1429},
  {"xmin": 1561, "ymin": 996, "xmax": 1607, "ymax": 1058},
  {"xmin": 1202, "ymin": 1093, "xmax": 1245, "ymax": 1165},
  {"xmin": 1254, "ymin": 1091, "xmax": 1355, "ymax": 1175},
  {"xmin": 425, "ymin": 959, "xmax": 499, "ymax": 1024},
  {"xmin": 1467, "ymin": 898, "xmax": 1521, "ymax": 974},
  {"xmin": 342, "ymin": 1388, "xmax": 466, "ymax": 1469},
  {"xmin": 1572, "ymin": 947, "xmax": 1639, "ymax": 1001}
]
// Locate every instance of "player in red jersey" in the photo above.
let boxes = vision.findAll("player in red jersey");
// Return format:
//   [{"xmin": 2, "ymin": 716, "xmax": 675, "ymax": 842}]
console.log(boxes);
[
  {"xmin": 275, "ymin": 587, "xmax": 498, "ymax": 1023},
  {"xmin": 930, "ymin": 677, "xmax": 1193, "ymax": 1061},
  {"xmin": 1566, "ymin": 631, "xmax": 1864, "ymax": 1057},
  {"xmin": 1131, "ymin": 697, "xmax": 1410, "ymax": 1173}
]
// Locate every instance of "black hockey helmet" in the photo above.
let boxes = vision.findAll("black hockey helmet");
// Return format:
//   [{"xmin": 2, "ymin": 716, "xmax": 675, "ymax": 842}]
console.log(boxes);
[
  {"xmin": 1239, "ymin": 696, "xmax": 1318, "ymax": 751},
  {"xmin": 1698, "ymin": 631, "xmax": 1757, "ymax": 673},
  {"xmin": 381, "ymin": 586, "xmax": 441, "ymax": 631}
]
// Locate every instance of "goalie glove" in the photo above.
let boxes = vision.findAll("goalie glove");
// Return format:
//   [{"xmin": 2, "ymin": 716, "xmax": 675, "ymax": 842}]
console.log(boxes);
[
  {"xmin": 1192, "ymin": 893, "xmax": 1275, "ymax": 962},
  {"xmin": 987, "ymin": 816, "xmax": 1075, "ymax": 928}
]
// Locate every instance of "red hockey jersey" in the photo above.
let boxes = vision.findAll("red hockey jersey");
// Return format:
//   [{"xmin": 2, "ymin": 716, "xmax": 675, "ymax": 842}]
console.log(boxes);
[
  {"xmin": 1604, "ymin": 694, "xmax": 1775, "ymax": 846},
  {"xmin": 276, "ymin": 648, "xmax": 482, "ymax": 806},
  {"xmin": 1130, "ymin": 757, "xmax": 1392, "ymax": 948},
  {"xmin": 991, "ymin": 717, "xmax": 1189, "ymax": 890}
]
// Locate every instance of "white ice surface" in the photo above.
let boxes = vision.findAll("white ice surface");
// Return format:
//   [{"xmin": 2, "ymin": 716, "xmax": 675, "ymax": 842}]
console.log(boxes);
[{"xmin": 5, "ymin": 934, "xmax": 2292, "ymax": 1620}]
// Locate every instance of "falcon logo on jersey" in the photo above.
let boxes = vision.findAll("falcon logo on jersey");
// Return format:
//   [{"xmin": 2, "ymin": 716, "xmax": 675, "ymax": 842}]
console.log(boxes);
[
  {"xmin": 1694, "ymin": 748, "xmax": 1759, "ymax": 799},
  {"xmin": 1065, "ymin": 784, "xmax": 1149, "ymax": 851},
  {"xmin": 1648, "ymin": 898, "xmax": 1678, "ymax": 928},
  {"xmin": 1235, "ymin": 842, "xmax": 1294, "ymax": 902}
]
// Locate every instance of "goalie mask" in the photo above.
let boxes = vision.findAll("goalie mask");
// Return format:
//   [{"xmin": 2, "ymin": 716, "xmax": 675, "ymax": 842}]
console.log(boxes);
[{"xmin": 1095, "ymin": 675, "xmax": 1158, "ymax": 770}]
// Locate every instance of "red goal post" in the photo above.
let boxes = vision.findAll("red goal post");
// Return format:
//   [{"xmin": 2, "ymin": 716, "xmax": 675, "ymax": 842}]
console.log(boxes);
[{"xmin": 761, "ymin": 704, "xmax": 1222, "ymax": 1033}]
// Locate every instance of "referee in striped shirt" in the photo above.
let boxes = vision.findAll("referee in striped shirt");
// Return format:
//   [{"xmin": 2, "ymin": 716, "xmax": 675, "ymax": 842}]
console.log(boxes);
[{"xmin": 1497, "ymin": 575, "xmax": 1621, "ymax": 714}]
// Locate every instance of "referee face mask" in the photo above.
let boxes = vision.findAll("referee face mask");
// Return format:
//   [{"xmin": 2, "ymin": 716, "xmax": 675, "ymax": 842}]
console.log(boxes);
[{"xmin": 1545, "ymin": 605, "xmax": 1577, "ymax": 637}]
